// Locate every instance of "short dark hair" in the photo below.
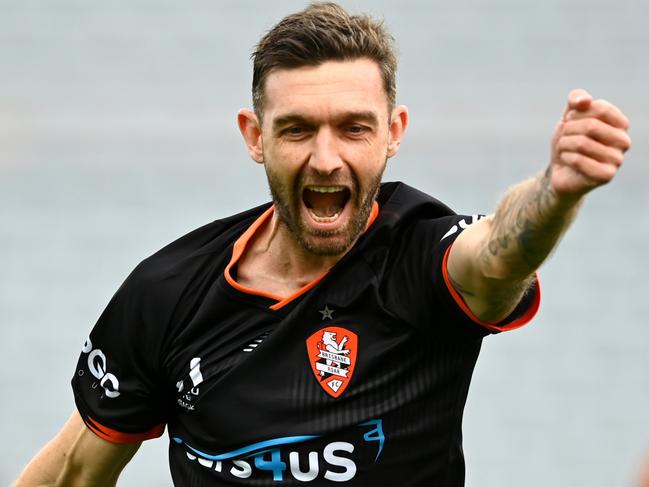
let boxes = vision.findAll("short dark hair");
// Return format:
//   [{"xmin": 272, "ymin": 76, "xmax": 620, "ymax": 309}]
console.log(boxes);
[{"xmin": 251, "ymin": 2, "xmax": 397, "ymax": 119}]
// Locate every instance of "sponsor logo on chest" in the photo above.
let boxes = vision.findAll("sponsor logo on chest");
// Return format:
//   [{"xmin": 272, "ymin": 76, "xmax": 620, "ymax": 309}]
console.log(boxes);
[{"xmin": 174, "ymin": 419, "xmax": 384, "ymax": 483}]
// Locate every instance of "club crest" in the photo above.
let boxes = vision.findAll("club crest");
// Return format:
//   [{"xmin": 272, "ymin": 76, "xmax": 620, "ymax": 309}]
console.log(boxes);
[{"xmin": 306, "ymin": 326, "xmax": 358, "ymax": 398}]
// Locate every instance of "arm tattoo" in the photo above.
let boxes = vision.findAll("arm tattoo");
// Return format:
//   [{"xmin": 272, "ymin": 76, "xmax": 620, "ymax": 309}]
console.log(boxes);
[{"xmin": 480, "ymin": 167, "xmax": 579, "ymax": 277}]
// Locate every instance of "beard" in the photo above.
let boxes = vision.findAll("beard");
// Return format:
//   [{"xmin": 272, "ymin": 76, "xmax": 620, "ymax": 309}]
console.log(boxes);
[{"xmin": 265, "ymin": 162, "xmax": 385, "ymax": 257}]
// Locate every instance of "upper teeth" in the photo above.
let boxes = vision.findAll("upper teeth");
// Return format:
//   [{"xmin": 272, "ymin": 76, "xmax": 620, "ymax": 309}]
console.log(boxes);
[{"xmin": 308, "ymin": 186, "xmax": 345, "ymax": 193}]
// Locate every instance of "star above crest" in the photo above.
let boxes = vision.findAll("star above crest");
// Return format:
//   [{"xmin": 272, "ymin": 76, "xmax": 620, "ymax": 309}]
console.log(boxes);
[{"xmin": 319, "ymin": 305, "xmax": 334, "ymax": 320}]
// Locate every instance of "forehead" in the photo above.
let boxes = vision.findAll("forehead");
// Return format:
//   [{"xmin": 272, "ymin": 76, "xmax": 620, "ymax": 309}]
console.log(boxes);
[{"xmin": 262, "ymin": 59, "xmax": 389, "ymax": 122}]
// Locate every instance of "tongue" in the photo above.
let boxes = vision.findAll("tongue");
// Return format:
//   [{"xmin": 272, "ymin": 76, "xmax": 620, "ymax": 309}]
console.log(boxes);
[{"xmin": 303, "ymin": 190, "xmax": 346, "ymax": 218}]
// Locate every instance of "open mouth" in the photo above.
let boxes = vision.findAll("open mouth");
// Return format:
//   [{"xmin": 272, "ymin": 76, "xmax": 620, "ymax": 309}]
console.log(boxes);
[{"xmin": 302, "ymin": 186, "xmax": 351, "ymax": 222}]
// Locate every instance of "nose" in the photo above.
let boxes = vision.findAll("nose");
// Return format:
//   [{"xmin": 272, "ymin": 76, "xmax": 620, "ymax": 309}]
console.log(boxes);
[{"xmin": 308, "ymin": 128, "xmax": 343, "ymax": 176}]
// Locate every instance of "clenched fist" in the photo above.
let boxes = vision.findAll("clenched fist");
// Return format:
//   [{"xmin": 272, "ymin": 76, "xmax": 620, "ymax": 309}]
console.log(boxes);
[{"xmin": 550, "ymin": 89, "xmax": 631, "ymax": 199}]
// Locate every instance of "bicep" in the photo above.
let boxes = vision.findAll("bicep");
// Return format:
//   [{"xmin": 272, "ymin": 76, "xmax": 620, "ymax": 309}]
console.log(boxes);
[{"xmin": 15, "ymin": 410, "xmax": 140, "ymax": 487}]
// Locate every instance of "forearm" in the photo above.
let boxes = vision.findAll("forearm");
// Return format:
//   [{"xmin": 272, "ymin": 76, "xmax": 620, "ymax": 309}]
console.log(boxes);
[
  {"xmin": 478, "ymin": 167, "xmax": 582, "ymax": 281},
  {"xmin": 51, "ymin": 428, "xmax": 137, "ymax": 487},
  {"xmin": 14, "ymin": 414, "xmax": 82, "ymax": 487},
  {"xmin": 14, "ymin": 411, "xmax": 138, "ymax": 487}
]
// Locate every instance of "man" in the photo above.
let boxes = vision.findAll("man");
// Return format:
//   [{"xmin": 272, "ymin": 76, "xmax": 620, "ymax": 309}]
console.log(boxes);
[{"xmin": 14, "ymin": 2, "xmax": 630, "ymax": 486}]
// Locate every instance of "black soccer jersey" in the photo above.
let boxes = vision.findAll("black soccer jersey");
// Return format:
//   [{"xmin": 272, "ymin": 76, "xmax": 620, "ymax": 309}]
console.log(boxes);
[{"xmin": 72, "ymin": 182, "xmax": 539, "ymax": 486}]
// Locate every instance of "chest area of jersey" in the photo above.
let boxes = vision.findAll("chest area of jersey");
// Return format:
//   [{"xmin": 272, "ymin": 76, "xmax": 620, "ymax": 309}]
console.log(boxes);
[
  {"xmin": 169, "ymin": 281, "xmax": 416, "ymax": 416},
  {"xmin": 165, "ymin": 278, "xmax": 479, "ymax": 484}
]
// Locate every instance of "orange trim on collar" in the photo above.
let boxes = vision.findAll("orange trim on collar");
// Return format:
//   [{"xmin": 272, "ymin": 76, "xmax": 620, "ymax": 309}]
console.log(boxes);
[
  {"xmin": 365, "ymin": 200, "xmax": 380, "ymax": 230},
  {"xmin": 224, "ymin": 207, "xmax": 283, "ymax": 302},
  {"xmin": 441, "ymin": 244, "xmax": 540, "ymax": 332},
  {"xmin": 225, "ymin": 201, "xmax": 380, "ymax": 310}
]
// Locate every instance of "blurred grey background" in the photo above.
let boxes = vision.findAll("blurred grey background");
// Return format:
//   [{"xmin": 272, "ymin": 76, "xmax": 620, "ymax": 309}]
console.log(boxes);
[{"xmin": 1, "ymin": 1, "xmax": 647, "ymax": 486}]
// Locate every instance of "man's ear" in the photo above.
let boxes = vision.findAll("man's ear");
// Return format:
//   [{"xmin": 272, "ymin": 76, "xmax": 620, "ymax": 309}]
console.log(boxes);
[
  {"xmin": 238, "ymin": 109, "xmax": 264, "ymax": 163},
  {"xmin": 387, "ymin": 105, "xmax": 409, "ymax": 158}
]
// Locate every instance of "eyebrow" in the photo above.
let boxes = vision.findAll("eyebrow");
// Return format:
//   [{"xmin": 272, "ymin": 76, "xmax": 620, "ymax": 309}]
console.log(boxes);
[
  {"xmin": 272, "ymin": 115, "xmax": 310, "ymax": 133},
  {"xmin": 271, "ymin": 111, "xmax": 380, "ymax": 133}
]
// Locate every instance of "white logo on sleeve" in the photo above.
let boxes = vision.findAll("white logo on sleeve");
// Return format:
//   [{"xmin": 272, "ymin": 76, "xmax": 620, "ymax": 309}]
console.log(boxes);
[
  {"xmin": 81, "ymin": 337, "xmax": 120, "ymax": 398},
  {"xmin": 440, "ymin": 214, "xmax": 485, "ymax": 241}
]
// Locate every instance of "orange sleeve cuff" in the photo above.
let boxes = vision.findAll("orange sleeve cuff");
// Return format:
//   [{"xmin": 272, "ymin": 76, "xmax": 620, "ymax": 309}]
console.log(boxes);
[
  {"xmin": 84, "ymin": 414, "xmax": 165, "ymax": 444},
  {"xmin": 441, "ymin": 245, "xmax": 541, "ymax": 333}
]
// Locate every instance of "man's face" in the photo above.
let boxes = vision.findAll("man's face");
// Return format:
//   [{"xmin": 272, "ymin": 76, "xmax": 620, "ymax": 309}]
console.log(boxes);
[{"xmin": 257, "ymin": 59, "xmax": 401, "ymax": 256}]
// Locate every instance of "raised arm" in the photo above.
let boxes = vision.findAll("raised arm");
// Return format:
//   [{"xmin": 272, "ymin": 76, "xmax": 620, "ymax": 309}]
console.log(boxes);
[
  {"xmin": 14, "ymin": 410, "xmax": 140, "ymax": 487},
  {"xmin": 447, "ymin": 89, "xmax": 631, "ymax": 323}
]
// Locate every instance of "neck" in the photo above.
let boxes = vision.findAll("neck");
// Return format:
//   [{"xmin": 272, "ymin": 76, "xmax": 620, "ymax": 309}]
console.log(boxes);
[
  {"xmin": 252, "ymin": 211, "xmax": 348, "ymax": 288},
  {"xmin": 236, "ymin": 204, "xmax": 377, "ymax": 298}
]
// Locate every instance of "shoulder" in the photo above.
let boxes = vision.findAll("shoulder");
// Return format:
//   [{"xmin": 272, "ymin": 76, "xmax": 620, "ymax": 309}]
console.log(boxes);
[
  {"xmin": 128, "ymin": 203, "xmax": 271, "ymax": 291},
  {"xmin": 376, "ymin": 182, "xmax": 486, "ymax": 239},
  {"xmin": 377, "ymin": 181, "xmax": 457, "ymax": 221},
  {"xmin": 367, "ymin": 182, "xmax": 463, "ymax": 248},
  {"xmin": 108, "ymin": 203, "xmax": 272, "ymax": 326},
  {"xmin": 84, "ymin": 203, "xmax": 272, "ymax": 360},
  {"xmin": 354, "ymin": 182, "xmax": 461, "ymax": 275}
]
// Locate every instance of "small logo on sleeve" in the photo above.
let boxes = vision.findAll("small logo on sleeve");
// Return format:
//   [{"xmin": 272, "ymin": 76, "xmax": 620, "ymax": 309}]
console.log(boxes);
[
  {"xmin": 80, "ymin": 337, "xmax": 120, "ymax": 398},
  {"xmin": 440, "ymin": 214, "xmax": 486, "ymax": 241},
  {"xmin": 306, "ymin": 327, "xmax": 358, "ymax": 398}
]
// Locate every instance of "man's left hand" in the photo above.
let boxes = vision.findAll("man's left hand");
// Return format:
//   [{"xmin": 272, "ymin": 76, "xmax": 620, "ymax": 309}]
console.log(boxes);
[{"xmin": 550, "ymin": 88, "xmax": 631, "ymax": 200}]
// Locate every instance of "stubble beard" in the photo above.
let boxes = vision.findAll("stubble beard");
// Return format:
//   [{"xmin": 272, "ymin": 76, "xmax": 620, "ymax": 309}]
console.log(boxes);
[{"xmin": 265, "ymin": 163, "xmax": 385, "ymax": 257}]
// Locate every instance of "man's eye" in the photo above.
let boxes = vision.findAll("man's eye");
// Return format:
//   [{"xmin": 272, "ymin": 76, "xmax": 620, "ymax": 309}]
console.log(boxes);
[
  {"xmin": 285, "ymin": 126, "xmax": 305, "ymax": 136},
  {"xmin": 347, "ymin": 125, "xmax": 365, "ymax": 135}
]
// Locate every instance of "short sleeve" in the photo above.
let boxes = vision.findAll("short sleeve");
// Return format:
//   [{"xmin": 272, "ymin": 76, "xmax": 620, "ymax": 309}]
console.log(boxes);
[
  {"xmin": 71, "ymin": 267, "xmax": 168, "ymax": 444},
  {"xmin": 383, "ymin": 214, "xmax": 540, "ymax": 337}
]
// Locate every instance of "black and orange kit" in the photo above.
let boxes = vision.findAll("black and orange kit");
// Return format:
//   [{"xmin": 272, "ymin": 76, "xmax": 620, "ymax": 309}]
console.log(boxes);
[{"xmin": 72, "ymin": 182, "xmax": 540, "ymax": 486}]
